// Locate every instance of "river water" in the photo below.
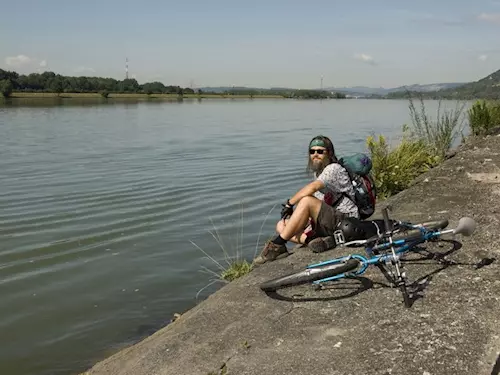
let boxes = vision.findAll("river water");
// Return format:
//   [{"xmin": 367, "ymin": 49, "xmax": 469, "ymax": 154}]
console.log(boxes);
[{"xmin": 0, "ymin": 97, "xmax": 468, "ymax": 375}]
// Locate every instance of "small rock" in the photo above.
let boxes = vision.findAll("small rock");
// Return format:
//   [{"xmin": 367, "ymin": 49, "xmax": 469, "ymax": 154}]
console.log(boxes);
[
  {"xmin": 420, "ymin": 314, "xmax": 431, "ymax": 319},
  {"xmin": 456, "ymin": 166, "xmax": 464, "ymax": 172},
  {"xmin": 172, "ymin": 313, "xmax": 182, "ymax": 322},
  {"xmin": 378, "ymin": 319, "xmax": 391, "ymax": 325},
  {"xmin": 333, "ymin": 341, "xmax": 342, "ymax": 348},
  {"xmin": 423, "ymin": 371, "xmax": 431, "ymax": 375},
  {"xmin": 484, "ymin": 159, "xmax": 493, "ymax": 162},
  {"xmin": 424, "ymin": 178, "xmax": 429, "ymax": 183}
]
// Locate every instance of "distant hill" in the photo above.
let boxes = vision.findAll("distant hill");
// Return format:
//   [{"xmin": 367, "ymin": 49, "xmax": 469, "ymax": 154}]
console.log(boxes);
[
  {"xmin": 386, "ymin": 69, "xmax": 500, "ymax": 99},
  {"xmin": 199, "ymin": 86, "xmax": 309, "ymax": 93},
  {"xmin": 428, "ymin": 69, "xmax": 500, "ymax": 99},
  {"xmin": 323, "ymin": 86, "xmax": 389, "ymax": 96},
  {"xmin": 324, "ymin": 83, "xmax": 466, "ymax": 97},
  {"xmin": 198, "ymin": 86, "xmax": 261, "ymax": 93}
]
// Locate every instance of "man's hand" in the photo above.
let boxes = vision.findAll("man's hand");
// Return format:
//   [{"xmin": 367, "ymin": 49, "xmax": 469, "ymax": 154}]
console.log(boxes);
[{"xmin": 280, "ymin": 199, "xmax": 294, "ymax": 220}]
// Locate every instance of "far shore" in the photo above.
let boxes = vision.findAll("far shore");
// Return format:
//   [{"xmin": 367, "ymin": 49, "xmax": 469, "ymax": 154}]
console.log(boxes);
[{"xmin": 8, "ymin": 92, "xmax": 287, "ymax": 100}]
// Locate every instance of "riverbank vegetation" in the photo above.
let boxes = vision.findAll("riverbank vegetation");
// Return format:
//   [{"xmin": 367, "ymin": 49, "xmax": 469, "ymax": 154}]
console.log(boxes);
[
  {"xmin": 467, "ymin": 99, "xmax": 500, "ymax": 136},
  {"xmin": 368, "ymin": 94, "xmax": 500, "ymax": 199},
  {"xmin": 0, "ymin": 68, "xmax": 345, "ymax": 99}
]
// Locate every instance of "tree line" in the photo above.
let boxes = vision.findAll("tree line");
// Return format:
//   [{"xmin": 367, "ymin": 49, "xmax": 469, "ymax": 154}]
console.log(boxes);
[
  {"xmin": 0, "ymin": 69, "xmax": 346, "ymax": 99},
  {"xmin": 0, "ymin": 69, "xmax": 192, "ymax": 97}
]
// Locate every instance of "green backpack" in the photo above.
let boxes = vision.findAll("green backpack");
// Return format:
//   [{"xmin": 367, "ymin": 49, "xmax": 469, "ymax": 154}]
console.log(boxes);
[{"xmin": 337, "ymin": 153, "xmax": 377, "ymax": 219}]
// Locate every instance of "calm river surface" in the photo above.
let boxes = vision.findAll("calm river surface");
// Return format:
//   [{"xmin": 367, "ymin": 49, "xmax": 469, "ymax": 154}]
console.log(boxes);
[{"xmin": 0, "ymin": 97, "xmax": 468, "ymax": 375}]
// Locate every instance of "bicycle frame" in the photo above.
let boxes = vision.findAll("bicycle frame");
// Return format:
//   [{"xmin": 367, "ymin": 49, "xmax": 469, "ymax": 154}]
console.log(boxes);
[{"xmin": 306, "ymin": 225, "xmax": 456, "ymax": 285}]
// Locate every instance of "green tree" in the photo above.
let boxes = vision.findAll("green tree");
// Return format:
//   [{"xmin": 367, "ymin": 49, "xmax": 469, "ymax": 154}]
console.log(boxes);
[
  {"xmin": 49, "ymin": 78, "xmax": 64, "ymax": 95},
  {"xmin": 118, "ymin": 78, "xmax": 140, "ymax": 93},
  {"xmin": 0, "ymin": 79, "xmax": 14, "ymax": 97}
]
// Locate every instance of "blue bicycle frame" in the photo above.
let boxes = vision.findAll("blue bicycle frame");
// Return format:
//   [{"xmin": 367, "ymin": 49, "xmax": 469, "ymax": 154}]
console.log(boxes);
[{"xmin": 306, "ymin": 225, "xmax": 449, "ymax": 285}]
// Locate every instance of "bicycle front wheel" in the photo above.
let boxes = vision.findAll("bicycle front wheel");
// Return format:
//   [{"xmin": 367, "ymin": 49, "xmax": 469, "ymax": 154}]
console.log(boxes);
[{"xmin": 260, "ymin": 258, "xmax": 360, "ymax": 292}]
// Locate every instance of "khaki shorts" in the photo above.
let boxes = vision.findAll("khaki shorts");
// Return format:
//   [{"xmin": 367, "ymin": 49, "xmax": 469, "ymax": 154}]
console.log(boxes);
[{"xmin": 314, "ymin": 202, "xmax": 347, "ymax": 237}]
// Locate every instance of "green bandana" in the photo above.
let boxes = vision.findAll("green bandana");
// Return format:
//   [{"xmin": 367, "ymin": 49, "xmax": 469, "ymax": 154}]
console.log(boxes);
[{"xmin": 309, "ymin": 138, "xmax": 326, "ymax": 148}]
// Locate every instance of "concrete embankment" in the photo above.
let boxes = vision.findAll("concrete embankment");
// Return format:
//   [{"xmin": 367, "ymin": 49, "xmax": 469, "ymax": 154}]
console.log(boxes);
[{"xmin": 84, "ymin": 134, "xmax": 500, "ymax": 375}]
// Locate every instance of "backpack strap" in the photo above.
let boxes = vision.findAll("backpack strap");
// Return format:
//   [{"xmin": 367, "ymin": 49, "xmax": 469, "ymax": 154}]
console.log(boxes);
[{"xmin": 331, "ymin": 192, "xmax": 351, "ymax": 209}]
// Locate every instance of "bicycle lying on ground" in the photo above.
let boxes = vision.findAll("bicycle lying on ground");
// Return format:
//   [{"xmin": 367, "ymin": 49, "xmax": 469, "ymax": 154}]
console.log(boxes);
[{"xmin": 259, "ymin": 207, "xmax": 477, "ymax": 307}]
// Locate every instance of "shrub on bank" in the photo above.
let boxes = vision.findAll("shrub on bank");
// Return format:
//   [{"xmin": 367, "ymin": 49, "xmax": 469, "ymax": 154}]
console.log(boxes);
[
  {"xmin": 368, "ymin": 94, "xmax": 468, "ymax": 199},
  {"xmin": 367, "ymin": 130, "xmax": 438, "ymax": 199},
  {"xmin": 468, "ymin": 99, "xmax": 500, "ymax": 136}
]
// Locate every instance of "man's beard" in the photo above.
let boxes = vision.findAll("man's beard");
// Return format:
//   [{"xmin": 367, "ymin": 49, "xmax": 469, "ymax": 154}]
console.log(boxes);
[{"xmin": 310, "ymin": 158, "xmax": 329, "ymax": 174}]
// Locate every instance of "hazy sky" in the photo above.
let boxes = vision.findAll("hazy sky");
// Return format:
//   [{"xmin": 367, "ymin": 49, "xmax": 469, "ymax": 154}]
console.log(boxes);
[{"xmin": 1, "ymin": 0, "xmax": 500, "ymax": 88}]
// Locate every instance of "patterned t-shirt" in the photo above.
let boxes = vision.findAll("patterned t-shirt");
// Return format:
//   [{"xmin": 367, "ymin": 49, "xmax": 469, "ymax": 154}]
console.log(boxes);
[{"xmin": 313, "ymin": 163, "xmax": 359, "ymax": 218}]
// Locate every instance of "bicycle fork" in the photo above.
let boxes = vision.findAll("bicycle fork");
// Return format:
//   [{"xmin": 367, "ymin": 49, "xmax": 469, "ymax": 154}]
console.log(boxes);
[{"xmin": 382, "ymin": 207, "xmax": 412, "ymax": 308}]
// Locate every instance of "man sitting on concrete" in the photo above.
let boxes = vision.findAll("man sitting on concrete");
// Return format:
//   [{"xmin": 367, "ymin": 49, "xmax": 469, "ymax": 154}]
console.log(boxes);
[{"xmin": 253, "ymin": 135, "xmax": 359, "ymax": 265}]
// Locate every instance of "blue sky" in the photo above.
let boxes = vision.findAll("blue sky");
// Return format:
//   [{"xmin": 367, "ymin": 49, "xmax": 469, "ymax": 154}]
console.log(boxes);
[{"xmin": 1, "ymin": 0, "xmax": 500, "ymax": 88}]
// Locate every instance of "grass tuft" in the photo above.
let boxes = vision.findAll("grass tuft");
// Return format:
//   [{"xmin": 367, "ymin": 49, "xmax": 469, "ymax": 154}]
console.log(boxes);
[
  {"xmin": 220, "ymin": 260, "xmax": 254, "ymax": 282},
  {"xmin": 191, "ymin": 203, "xmax": 280, "ymax": 299},
  {"xmin": 407, "ymin": 93, "xmax": 467, "ymax": 162}
]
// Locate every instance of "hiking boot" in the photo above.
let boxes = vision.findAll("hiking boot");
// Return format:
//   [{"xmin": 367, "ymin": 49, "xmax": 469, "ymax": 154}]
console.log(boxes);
[
  {"xmin": 307, "ymin": 236, "xmax": 337, "ymax": 253},
  {"xmin": 253, "ymin": 241, "xmax": 288, "ymax": 265}
]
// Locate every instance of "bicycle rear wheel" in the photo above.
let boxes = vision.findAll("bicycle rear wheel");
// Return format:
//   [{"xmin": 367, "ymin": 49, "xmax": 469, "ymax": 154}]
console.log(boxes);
[{"xmin": 260, "ymin": 258, "xmax": 360, "ymax": 292}]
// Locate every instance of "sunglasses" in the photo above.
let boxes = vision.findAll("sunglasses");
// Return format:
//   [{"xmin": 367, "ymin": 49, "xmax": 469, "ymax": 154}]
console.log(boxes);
[{"xmin": 309, "ymin": 149, "xmax": 326, "ymax": 155}]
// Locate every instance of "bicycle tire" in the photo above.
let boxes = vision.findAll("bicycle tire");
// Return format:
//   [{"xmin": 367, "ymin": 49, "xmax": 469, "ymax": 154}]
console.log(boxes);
[{"xmin": 259, "ymin": 258, "xmax": 360, "ymax": 292}]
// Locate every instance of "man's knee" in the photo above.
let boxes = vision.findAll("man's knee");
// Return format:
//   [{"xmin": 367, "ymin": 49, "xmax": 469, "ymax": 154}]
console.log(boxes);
[
  {"xmin": 297, "ymin": 195, "xmax": 317, "ymax": 206},
  {"xmin": 296, "ymin": 196, "xmax": 321, "ymax": 213},
  {"xmin": 276, "ymin": 220, "xmax": 286, "ymax": 233}
]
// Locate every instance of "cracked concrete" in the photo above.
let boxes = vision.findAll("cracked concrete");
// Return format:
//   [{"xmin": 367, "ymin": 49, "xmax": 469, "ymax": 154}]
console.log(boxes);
[{"xmin": 83, "ymin": 134, "xmax": 500, "ymax": 375}]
